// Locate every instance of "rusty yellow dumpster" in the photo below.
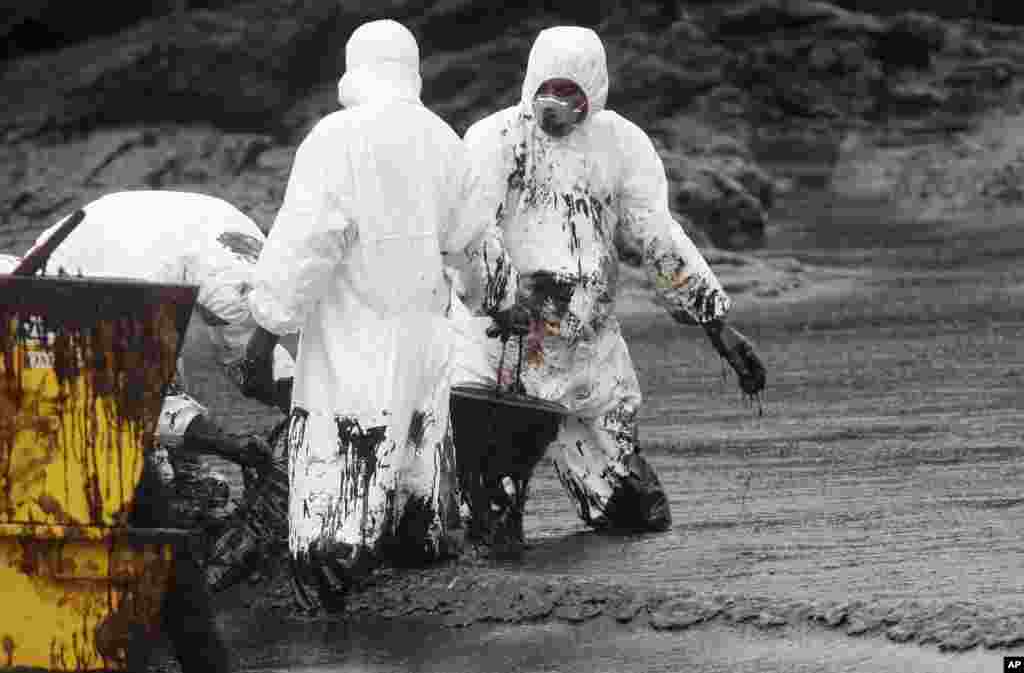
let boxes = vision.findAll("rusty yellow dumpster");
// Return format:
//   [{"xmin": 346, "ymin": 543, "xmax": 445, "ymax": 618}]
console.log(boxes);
[{"xmin": 0, "ymin": 275, "xmax": 197, "ymax": 672}]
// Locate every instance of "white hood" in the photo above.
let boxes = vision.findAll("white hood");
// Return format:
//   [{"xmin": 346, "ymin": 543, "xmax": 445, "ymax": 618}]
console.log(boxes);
[
  {"xmin": 520, "ymin": 26, "xmax": 609, "ymax": 119},
  {"xmin": 337, "ymin": 19, "xmax": 422, "ymax": 108}
]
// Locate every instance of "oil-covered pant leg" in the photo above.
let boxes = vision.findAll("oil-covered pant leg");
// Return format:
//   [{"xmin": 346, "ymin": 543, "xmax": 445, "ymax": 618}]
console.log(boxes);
[
  {"xmin": 129, "ymin": 444, "xmax": 233, "ymax": 673},
  {"xmin": 287, "ymin": 395, "xmax": 461, "ymax": 608},
  {"xmin": 550, "ymin": 400, "xmax": 671, "ymax": 532},
  {"xmin": 160, "ymin": 547, "xmax": 233, "ymax": 673},
  {"xmin": 203, "ymin": 418, "xmax": 290, "ymax": 595},
  {"xmin": 286, "ymin": 407, "xmax": 393, "ymax": 567},
  {"xmin": 286, "ymin": 406, "xmax": 391, "ymax": 609},
  {"xmin": 383, "ymin": 378, "xmax": 463, "ymax": 566},
  {"xmin": 448, "ymin": 307, "xmax": 672, "ymax": 534}
]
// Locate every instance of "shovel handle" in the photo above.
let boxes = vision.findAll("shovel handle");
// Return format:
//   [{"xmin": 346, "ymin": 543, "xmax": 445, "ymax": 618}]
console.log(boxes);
[{"xmin": 11, "ymin": 209, "xmax": 86, "ymax": 276}]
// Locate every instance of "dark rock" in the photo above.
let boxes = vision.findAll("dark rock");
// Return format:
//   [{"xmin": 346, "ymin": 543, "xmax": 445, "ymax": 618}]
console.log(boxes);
[
  {"xmin": 841, "ymin": 602, "xmax": 896, "ymax": 635},
  {"xmin": 700, "ymin": 85, "xmax": 752, "ymax": 122},
  {"xmin": 945, "ymin": 57, "xmax": 1016, "ymax": 89},
  {"xmin": 886, "ymin": 623, "xmax": 918, "ymax": 643},
  {"xmin": 882, "ymin": 82, "xmax": 950, "ymax": 115},
  {"xmin": 650, "ymin": 598, "xmax": 722, "ymax": 631},
  {"xmin": 0, "ymin": 126, "xmax": 286, "ymax": 253},
  {"xmin": 982, "ymin": 618, "xmax": 1024, "ymax": 649},
  {"xmin": 723, "ymin": 598, "xmax": 764, "ymax": 623},
  {"xmin": 553, "ymin": 584, "xmax": 612, "ymax": 624},
  {"xmin": 553, "ymin": 600, "xmax": 605, "ymax": 623},
  {"xmin": 822, "ymin": 602, "xmax": 851, "ymax": 627},
  {"xmin": 5, "ymin": 0, "xmax": 1024, "ymax": 261},
  {"xmin": 2, "ymin": 0, "xmax": 180, "ymax": 61},
  {"xmin": 712, "ymin": 0, "xmax": 861, "ymax": 37},
  {"xmin": 753, "ymin": 612, "xmax": 788, "ymax": 629},
  {"xmin": 609, "ymin": 51, "xmax": 721, "ymax": 120},
  {"xmin": 874, "ymin": 11, "xmax": 948, "ymax": 71},
  {"xmin": 511, "ymin": 584, "xmax": 561, "ymax": 622},
  {"xmin": 777, "ymin": 600, "xmax": 815, "ymax": 624},
  {"xmin": 775, "ymin": 81, "xmax": 840, "ymax": 119},
  {"xmin": 911, "ymin": 603, "xmax": 987, "ymax": 651},
  {"xmin": 845, "ymin": 617, "xmax": 876, "ymax": 635},
  {"xmin": 937, "ymin": 627, "xmax": 982, "ymax": 652},
  {"xmin": 0, "ymin": 0, "xmax": 344, "ymax": 140},
  {"xmin": 416, "ymin": 1, "xmax": 546, "ymax": 53},
  {"xmin": 820, "ymin": 10, "xmax": 886, "ymax": 36},
  {"xmin": 652, "ymin": 120, "xmax": 774, "ymax": 249},
  {"xmin": 670, "ymin": 164, "xmax": 767, "ymax": 250},
  {"xmin": 420, "ymin": 35, "xmax": 534, "ymax": 136},
  {"xmin": 609, "ymin": 593, "xmax": 649, "ymax": 623}
]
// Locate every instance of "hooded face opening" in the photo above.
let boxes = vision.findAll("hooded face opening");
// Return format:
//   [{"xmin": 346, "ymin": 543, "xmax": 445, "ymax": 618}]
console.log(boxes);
[
  {"xmin": 532, "ymin": 78, "xmax": 589, "ymax": 138},
  {"xmin": 520, "ymin": 26, "xmax": 610, "ymax": 130}
]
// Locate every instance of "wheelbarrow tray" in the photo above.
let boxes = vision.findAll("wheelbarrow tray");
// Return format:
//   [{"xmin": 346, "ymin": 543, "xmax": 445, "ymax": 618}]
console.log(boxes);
[
  {"xmin": 450, "ymin": 382, "xmax": 569, "ymax": 480},
  {"xmin": 450, "ymin": 383, "xmax": 569, "ymax": 549},
  {"xmin": 450, "ymin": 382, "xmax": 570, "ymax": 416}
]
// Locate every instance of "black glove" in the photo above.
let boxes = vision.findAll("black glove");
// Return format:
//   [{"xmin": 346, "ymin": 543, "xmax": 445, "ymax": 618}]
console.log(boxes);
[
  {"xmin": 182, "ymin": 415, "xmax": 273, "ymax": 470},
  {"xmin": 485, "ymin": 304, "xmax": 531, "ymax": 340},
  {"xmin": 273, "ymin": 377, "xmax": 293, "ymax": 415},
  {"xmin": 704, "ymin": 321, "xmax": 766, "ymax": 396},
  {"xmin": 730, "ymin": 333, "xmax": 767, "ymax": 396},
  {"xmin": 228, "ymin": 327, "xmax": 281, "ymax": 408}
]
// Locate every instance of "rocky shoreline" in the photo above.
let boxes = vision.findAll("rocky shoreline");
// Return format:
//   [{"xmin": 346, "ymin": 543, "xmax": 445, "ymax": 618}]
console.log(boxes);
[
  {"xmin": 5, "ymin": 1, "xmax": 1024, "ymax": 266},
  {"xmin": 237, "ymin": 558, "xmax": 1024, "ymax": 654}
]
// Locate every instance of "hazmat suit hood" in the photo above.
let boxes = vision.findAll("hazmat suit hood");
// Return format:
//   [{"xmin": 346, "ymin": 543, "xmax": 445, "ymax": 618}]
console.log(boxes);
[
  {"xmin": 520, "ymin": 26, "xmax": 609, "ymax": 120},
  {"xmin": 337, "ymin": 19, "xmax": 423, "ymax": 108}
]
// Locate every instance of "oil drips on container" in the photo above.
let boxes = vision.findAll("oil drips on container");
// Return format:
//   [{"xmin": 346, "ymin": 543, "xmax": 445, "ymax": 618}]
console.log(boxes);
[{"xmin": 0, "ymin": 275, "xmax": 196, "ymax": 672}]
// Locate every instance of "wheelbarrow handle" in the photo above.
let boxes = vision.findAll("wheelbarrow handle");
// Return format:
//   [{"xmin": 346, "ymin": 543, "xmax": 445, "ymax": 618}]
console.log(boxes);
[{"xmin": 11, "ymin": 209, "xmax": 86, "ymax": 276}]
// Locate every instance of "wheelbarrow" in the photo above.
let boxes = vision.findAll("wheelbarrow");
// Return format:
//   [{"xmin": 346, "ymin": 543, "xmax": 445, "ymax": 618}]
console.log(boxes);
[
  {"xmin": 0, "ymin": 265, "xmax": 197, "ymax": 671},
  {"xmin": 450, "ymin": 323, "xmax": 569, "ymax": 558}
]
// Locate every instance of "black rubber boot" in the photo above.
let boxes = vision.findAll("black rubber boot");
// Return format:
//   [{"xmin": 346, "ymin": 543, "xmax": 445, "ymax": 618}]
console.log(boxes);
[
  {"xmin": 130, "ymin": 447, "xmax": 234, "ymax": 673},
  {"xmin": 161, "ymin": 547, "xmax": 234, "ymax": 673},
  {"xmin": 598, "ymin": 452, "xmax": 672, "ymax": 533}
]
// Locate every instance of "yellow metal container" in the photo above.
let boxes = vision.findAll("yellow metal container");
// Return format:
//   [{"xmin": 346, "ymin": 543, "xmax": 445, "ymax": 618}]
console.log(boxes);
[{"xmin": 0, "ymin": 275, "xmax": 197, "ymax": 672}]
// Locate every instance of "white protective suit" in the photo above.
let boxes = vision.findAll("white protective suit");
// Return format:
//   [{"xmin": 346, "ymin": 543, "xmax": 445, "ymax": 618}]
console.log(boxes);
[
  {"xmin": 452, "ymin": 27, "xmax": 732, "ymax": 530},
  {"xmin": 28, "ymin": 190, "xmax": 295, "ymax": 458},
  {"xmin": 0, "ymin": 255, "xmax": 20, "ymax": 273},
  {"xmin": 249, "ymin": 20, "xmax": 501, "ymax": 565}
]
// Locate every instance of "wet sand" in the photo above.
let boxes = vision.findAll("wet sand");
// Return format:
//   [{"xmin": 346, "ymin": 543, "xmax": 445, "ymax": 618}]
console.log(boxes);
[{"xmin": 152, "ymin": 192, "xmax": 1024, "ymax": 670}]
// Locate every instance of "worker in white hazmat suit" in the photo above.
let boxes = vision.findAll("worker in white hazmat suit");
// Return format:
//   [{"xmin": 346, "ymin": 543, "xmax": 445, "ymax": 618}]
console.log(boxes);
[
  {"xmin": 246, "ymin": 19, "xmax": 515, "ymax": 604},
  {"xmin": 27, "ymin": 190, "xmax": 298, "ymax": 673},
  {"xmin": 451, "ymin": 26, "xmax": 767, "ymax": 536},
  {"xmin": 32, "ymin": 191, "xmax": 295, "ymax": 453}
]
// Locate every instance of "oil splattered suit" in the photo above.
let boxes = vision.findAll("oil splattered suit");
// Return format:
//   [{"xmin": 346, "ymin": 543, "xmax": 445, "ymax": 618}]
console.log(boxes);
[
  {"xmin": 451, "ymin": 27, "xmax": 732, "ymax": 531},
  {"xmin": 32, "ymin": 191, "xmax": 295, "ymax": 456},
  {"xmin": 248, "ymin": 21, "xmax": 511, "ymax": 571}
]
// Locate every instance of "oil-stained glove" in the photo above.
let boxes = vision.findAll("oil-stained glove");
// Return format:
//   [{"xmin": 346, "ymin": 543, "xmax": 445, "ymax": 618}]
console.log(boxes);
[
  {"xmin": 485, "ymin": 304, "xmax": 531, "ymax": 341},
  {"xmin": 182, "ymin": 415, "xmax": 273, "ymax": 471},
  {"xmin": 704, "ymin": 321, "xmax": 766, "ymax": 396},
  {"xmin": 273, "ymin": 377, "xmax": 293, "ymax": 415},
  {"xmin": 228, "ymin": 326, "xmax": 280, "ymax": 408}
]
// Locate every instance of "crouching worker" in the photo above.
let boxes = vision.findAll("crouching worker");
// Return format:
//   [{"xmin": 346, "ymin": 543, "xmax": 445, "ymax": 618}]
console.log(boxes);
[
  {"xmin": 246, "ymin": 19, "xmax": 499, "ymax": 610},
  {"xmin": 450, "ymin": 26, "xmax": 767, "ymax": 541},
  {"xmin": 29, "ymin": 190, "xmax": 297, "ymax": 673}
]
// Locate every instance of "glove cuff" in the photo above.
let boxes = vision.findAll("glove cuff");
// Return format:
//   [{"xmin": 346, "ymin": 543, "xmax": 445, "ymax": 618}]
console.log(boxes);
[{"xmin": 156, "ymin": 392, "xmax": 208, "ymax": 449}]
